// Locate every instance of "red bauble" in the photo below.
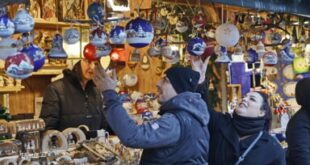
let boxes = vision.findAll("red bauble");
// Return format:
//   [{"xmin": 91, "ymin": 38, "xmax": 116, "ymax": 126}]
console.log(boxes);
[
  {"xmin": 201, "ymin": 39, "xmax": 216, "ymax": 60},
  {"xmin": 83, "ymin": 43, "xmax": 97, "ymax": 61}
]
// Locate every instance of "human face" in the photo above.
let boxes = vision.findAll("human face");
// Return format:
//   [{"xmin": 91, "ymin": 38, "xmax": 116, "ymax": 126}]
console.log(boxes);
[
  {"xmin": 80, "ymin": 59, "xmax": 97, "ymax": 81},
  {"xmin": 156, "ymin": 76, "xmax": 177, "ymax": 103},
  {"xmin": 235, "ymin": 92, "xmax": 266, "ymax": 118}
]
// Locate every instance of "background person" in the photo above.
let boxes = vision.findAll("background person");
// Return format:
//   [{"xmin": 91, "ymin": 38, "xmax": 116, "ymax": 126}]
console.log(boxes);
[
  {"xmin": 286, "ymin": 77, "xmax": 310, "ymax": 165},
  {"xmin": 40, "ymin": 59, "xmax": 109, "ymax": 133}
]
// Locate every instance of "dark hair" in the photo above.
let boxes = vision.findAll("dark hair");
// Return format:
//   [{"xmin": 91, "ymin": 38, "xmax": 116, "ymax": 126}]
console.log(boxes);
[
  {"xmin": 72, "ymin": 60, "xmax": 82, "ymax": 81},
  {"xmin": 256, "ymin": 91, "xmax": 272, "ymax": 131}
]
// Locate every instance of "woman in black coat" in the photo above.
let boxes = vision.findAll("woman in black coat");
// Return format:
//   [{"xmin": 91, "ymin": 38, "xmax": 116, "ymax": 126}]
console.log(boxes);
[
  {"xmin": 192, "ymin": 56, "xmax": 286, "ymax": 165},
  {"xmin": 286, "ymin": 77, "xmax": 310, "ymax": 165}
]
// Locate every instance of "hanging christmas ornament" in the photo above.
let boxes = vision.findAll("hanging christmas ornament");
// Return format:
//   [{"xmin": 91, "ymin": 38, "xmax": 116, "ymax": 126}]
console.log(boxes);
[
  {"xmin": 48, "ymin": 34, "xmax": 68, "ymax": 59},
  {"xmin": 280, "ymin": 39, "xmax": 295, "ymax": 63},
  {"xmin": 96, "ymin": 43, "xmax": 111, "ymax": 57},
  {"xmin": 154, "ymin": 38, "xmax": 165, "ymax": 50},
  {"xmin": 110, "ymin": 47, "xmax": 125, "ymax": 62},
  {"xmin": 250, "ymin": 31, "xmax": 265, "ymax": 43},
  {"xmin": 205, "ymin": 29, "xmax": 215, "ymax": 39},
  {"xmin": 215, "ymin": 46, "xmax": 230, "ymax": 63},
  {"xmin": 231, "ymin": 44, "xmax": 244, "ymax": 62},
  {"xmin": 147, "ymin": 38, "xmax": 164, "ymax": 57},
  {"xmin": 215, "ymin": 23, "xmax": 240, "ymax": 47},
  {"xmin": 293, "ymin": 56, "xmax": 308, "ymax": 74},
  {"xmin": 201, "ymin": 39, "xmax": 215, "ymax": 59},
  {"xmin": 152, "ymin": 16, "xmax": 167, "ymax": 30},
  {"xmin": 21, "ymin": 43, "xmax": 45, "ymax": 71},
  {"xmin": 246, "ymin": 48, "xmax": 258, "ymax": 63},
  {"xmin": 187, "ymin": 37, "xmax": 207, "ymax": 56},
  {"xmin": 270, "ymin": 32, "xmax": 282, "ymax": 44},
  {"xmin": 89, "ymin": 27, "xmax": 108, "ymax": 47},
  {"xmin": 192, "ymin": 10, "xmax": 206, "ymax": 28},
  {"xmin": 141, "ymin": 55, "xmax": 151, "ymax": 70},
  {"xmin": 0, "ymin": 14, "xmax": 15, "ymax": 38},
  {"xmin": 5, "ymin": 52, "xmax": 34, "ymax": 79},
  {"xmin": 164, "ymin": 48, "xmax": 180, "ymax": 64},
  {"xmin": 63, "ymin": 28, "xmax": 80, "ymax": 45},
  {"xmin": 161, "ymin": 45, "xmax": 172, "ymax": 58},
  {"xmin": 13, "ymin": 9, "xmax": 34, "ymax": 33},
  {"xmin": 256, "ymin": 41, "xmax": 265, "ymax": 60},
  {"xmin": 126, "ymin": 17, "xmax": 154, "ymax": 48},
  {"xmin": 83, "ymin": 43, "xmax": 97, "ymax": 61},
  {"xmin": 263, "ymin": 51, "xmax": 278, "ymax": 66},
  {"xmin": 87, "ymin": 2, "xmax": 104, "ymax": 24},
  {"xmin": 20, "ymin": 32, "xmax": 34, "ymax": 45},
  {"xmin": 0, "ymin": 37, "xmax": 18, "ymax": 60},
  {"xmin": 123, "ymin": 73, "xmax": 138, "ymax": 87},
  {"xmin": 109, "ymin": 26, "xmax": 126, "ymax": 45},
  {"xmin": 176, "ymin": 17, "xmax": 189, "ymax": 33}
]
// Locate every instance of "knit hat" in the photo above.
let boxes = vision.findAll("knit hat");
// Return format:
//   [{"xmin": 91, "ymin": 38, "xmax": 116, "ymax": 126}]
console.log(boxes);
[{"xmin": 165, "ymin": 66, "xmax": 200, "ymax": 94}]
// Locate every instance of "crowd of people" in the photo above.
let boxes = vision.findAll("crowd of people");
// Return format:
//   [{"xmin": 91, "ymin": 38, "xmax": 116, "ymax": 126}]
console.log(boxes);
[{"xmin": 39, "ymin": 56, "xmax": 309, "ymax": 165}]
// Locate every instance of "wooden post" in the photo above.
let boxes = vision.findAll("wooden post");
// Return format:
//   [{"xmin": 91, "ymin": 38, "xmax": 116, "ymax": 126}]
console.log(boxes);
[{"xmin": 220, "ymin": 63, "xmax": 227, "ymax": 113}]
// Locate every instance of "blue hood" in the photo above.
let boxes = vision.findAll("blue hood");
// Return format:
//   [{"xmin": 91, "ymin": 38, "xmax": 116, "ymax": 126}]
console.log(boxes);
[{"xmin": 160, "ymin": 92, "xmax": 209, "ymax": 126}]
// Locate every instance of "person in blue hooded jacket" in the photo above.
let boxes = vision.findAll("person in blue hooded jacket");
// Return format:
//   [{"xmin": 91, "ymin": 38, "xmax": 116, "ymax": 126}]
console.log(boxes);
[{"xmin": 93, "ymin": 66, "xmax": 210, "ymax": 165}]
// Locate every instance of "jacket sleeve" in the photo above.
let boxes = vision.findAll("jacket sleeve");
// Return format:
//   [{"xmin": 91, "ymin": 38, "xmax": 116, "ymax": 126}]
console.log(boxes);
[
  {"xmin": 196, "ymin": 81, "xmax": 224, "ymax": 132},
  {"xmin": 286, "ymin": 112, "xmax": 310, "ymax": 165},
  {"xmin": 40, "ymin": 85, "xmax": 61, "ymax": 130},
  {"xmin": 102, "ymin": 90, "xmax": 181, "ymax": 149}
]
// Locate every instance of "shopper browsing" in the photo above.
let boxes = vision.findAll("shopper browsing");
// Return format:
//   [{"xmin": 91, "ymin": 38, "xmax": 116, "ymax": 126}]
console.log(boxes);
[
  {"xmin": 93, "ymin": 65, "xmax": 210, "ymax": 164},
  {"xmin": 191, "ymin": 56, "xmax": 286, "ymax": 165}
]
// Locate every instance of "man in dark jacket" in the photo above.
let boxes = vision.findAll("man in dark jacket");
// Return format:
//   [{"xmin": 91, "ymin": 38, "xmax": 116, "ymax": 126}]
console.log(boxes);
[
  {"xmin": 286, "ymin": 77, "xmax": 310, "ymax": 165},
  {"xmin": 40, "ymin": 59, "xmax": 109, "ymax": 132},
  {"xmin": 94, "ymin": 66, "xmax": 210, "ymax": 164}
]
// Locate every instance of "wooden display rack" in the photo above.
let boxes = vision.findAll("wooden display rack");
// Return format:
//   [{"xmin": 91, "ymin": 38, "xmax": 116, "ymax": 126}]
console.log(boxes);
[
  {"xmin": 31, "ymin": 63, "xmax": 67, "ymax": 76},
  {"xmin": 0, "ymin": 85, "xmax": 24, "ymax": 93}
]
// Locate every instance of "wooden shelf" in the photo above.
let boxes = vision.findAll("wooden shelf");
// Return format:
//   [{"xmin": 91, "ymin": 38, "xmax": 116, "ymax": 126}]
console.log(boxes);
[
  {"xmin": 0, "ymin": 86, "xmax": 24, "ymax": 93},
  {"xmin": 34, "ymin": 19, "xmax": 90, "ymax": 29},
  {"xmin": 31, "ymin": 63, "xmax": 67, "ymax": 76}
]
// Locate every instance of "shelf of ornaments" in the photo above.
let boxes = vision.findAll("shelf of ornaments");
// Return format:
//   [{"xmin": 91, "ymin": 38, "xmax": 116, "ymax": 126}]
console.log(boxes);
[
  {"xmin": 34, "ymin": 18, "xmax": 90, "ymax": 29},
  {"xmin": 0, "ymin": 85, "xmax": 24, "ymax": 93},
  {"xmin": 0, "ymin": 76, "xmax": 24, "ymax": 93},
  {"xmin": 0, "ymin": 62, "xmax": 67, "ymax": 77}
]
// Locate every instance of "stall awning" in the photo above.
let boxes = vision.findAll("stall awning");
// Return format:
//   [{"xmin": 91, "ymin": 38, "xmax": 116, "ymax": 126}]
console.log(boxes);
[{"xmin": 207, "ymin": 0, "xmax": 310, "ymax": 16}]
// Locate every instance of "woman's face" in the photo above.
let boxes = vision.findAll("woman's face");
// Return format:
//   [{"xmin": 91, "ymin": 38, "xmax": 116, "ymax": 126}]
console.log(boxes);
[{"xmin": 235, "ymin": 92, "xmax": 266, "ymax": 118}]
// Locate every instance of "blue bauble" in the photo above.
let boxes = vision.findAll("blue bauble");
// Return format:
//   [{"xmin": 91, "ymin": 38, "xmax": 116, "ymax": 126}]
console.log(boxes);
[
  {"xmin": 126, "ymin": 17, "xmax": 154, "ymax": 48},
  {"xmin": 110, "ymin": 26, "xmax": 126, "ymax": 44},
  {"xmin": 87, "ymin": 2, "xmax": 104, "ymax": 24},
  {"xmin": 96, "ymin": 44, "xmax": 111, "ymax": 57},
  {"xmin": 64, "ymin": 28, "xmax": 80, "ymax": 44},
  {"xmin": 246, "ymin": 48, "xmax": 259, "ymax": 63},
  {"xmin": 13, "ymin": 9, "xmax": 34, "ymax": 33},
  {"xmin": 187, "ymin": 37, "xmax": 206, "ymax": 56},
  {"xmin": 21, "ymin": 44, "xmax": 45, "ymax": 71},
  {"xmin": 48, "ymin": 34, "xmax": 68, "ymax": 59},
  {"xmin": 0, "ymin": 14, "xmax": 15, "ymax": 38}
]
